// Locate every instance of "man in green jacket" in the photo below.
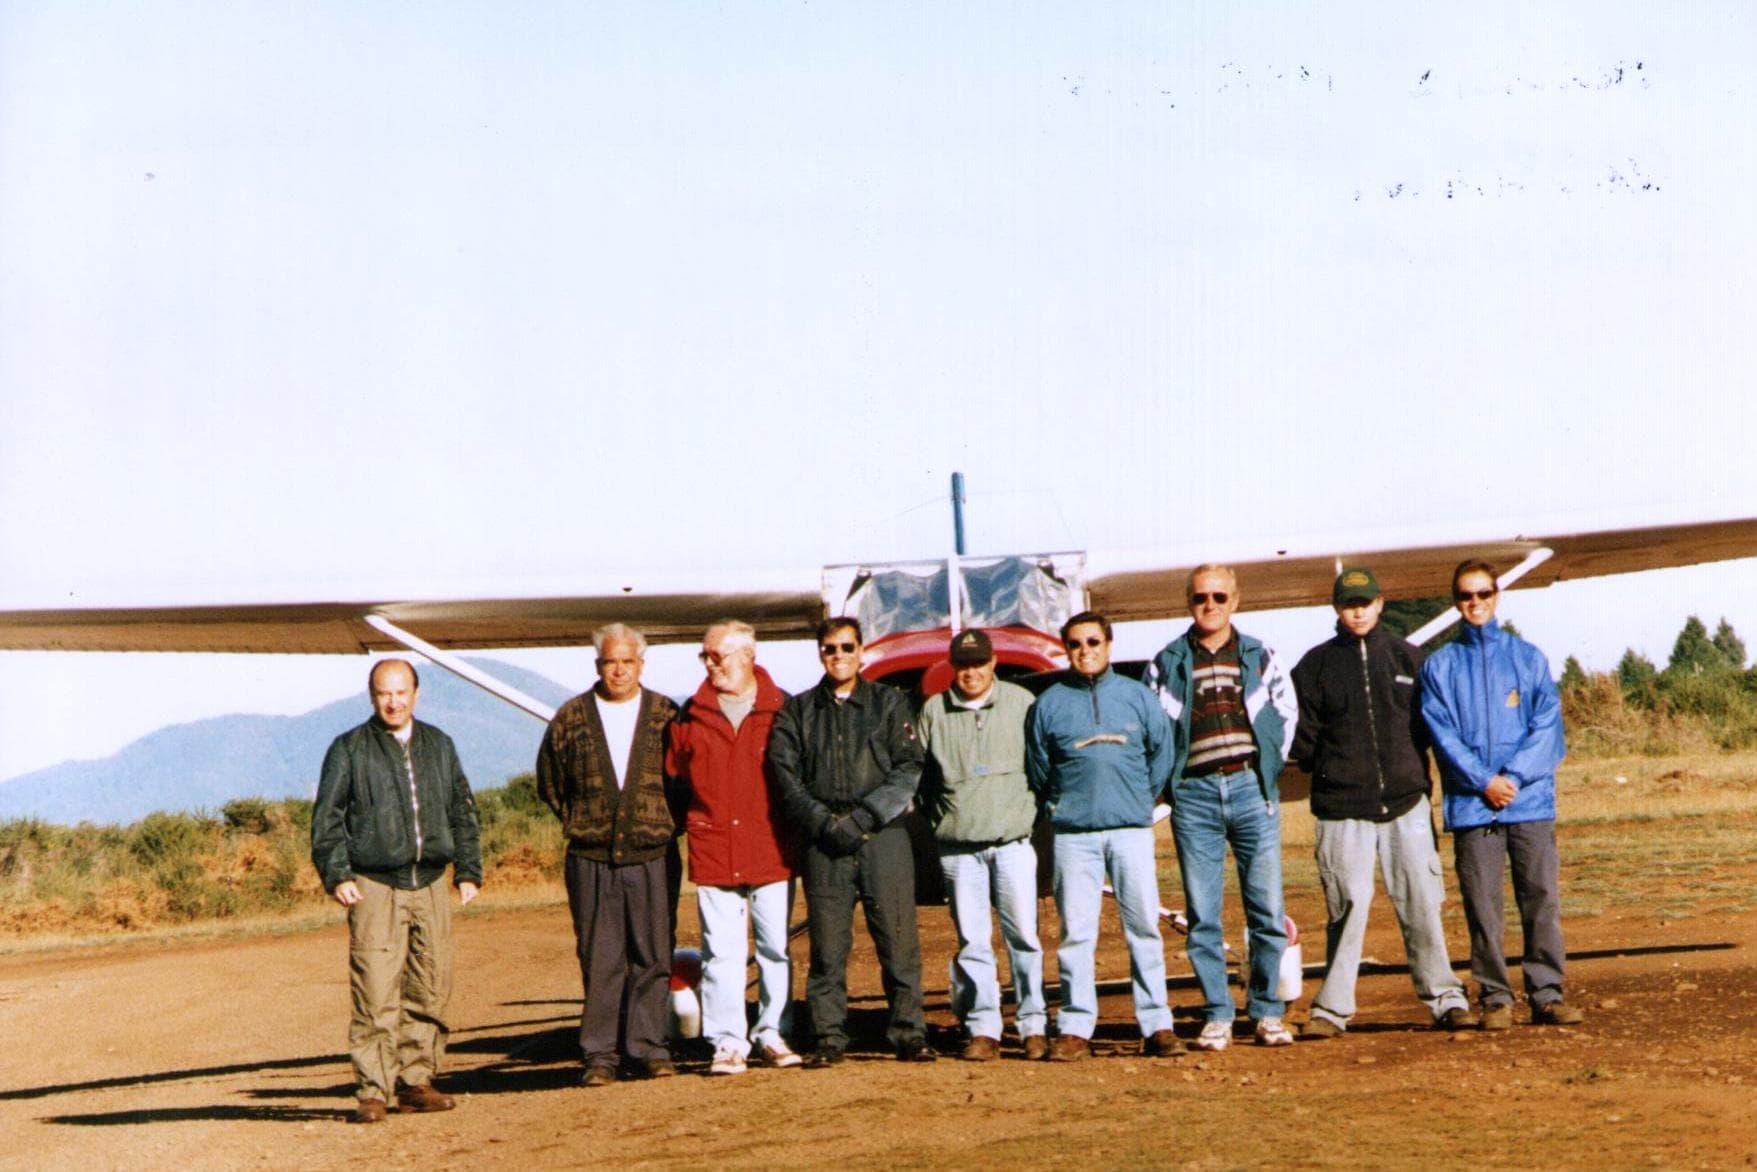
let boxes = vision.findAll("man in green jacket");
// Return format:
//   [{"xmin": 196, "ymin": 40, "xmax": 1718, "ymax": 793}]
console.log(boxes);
[
  {"xmin": 311, "ymin": 659, "xmax": 483, "ymax": 1124},
  {"xmin": 918, "ymin": 629, "xmax": 1047, "ymax": 1061}
]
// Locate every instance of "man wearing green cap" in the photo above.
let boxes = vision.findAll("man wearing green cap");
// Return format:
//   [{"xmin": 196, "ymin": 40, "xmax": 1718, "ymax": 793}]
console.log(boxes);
[{"xmin": 1288, "ymin": 568, "xmax": 1474, "ymax": 1039}]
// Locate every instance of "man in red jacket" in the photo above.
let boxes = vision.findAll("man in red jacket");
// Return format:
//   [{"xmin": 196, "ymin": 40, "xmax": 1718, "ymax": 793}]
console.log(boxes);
[{"xmin": 666, "ymin": 620, "xmax": 803, "ymax": 1075}]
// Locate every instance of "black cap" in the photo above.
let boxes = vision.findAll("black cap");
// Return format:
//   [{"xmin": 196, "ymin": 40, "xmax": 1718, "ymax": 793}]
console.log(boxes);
[
  {"xmin": 1332, "ymin": 567, "xmax": 1381, "ymax": 607},
  {"xmin": 949, "ymin": 629, "xmax": 994, "ymax": 666}
]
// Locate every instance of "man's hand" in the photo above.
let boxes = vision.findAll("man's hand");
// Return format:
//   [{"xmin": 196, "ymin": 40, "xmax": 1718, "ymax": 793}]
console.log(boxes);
[
  {"xmin": 333, "ymin": 881, "xmax": 363, "ymax": 907},
  {"xmin": 458, "ymin": 881, "xmax": 480, "ymax": 907},
  {"xmin": 822, "ymin": 815, "xmax": 867, "ymax": 856},
  {"xmin": 1483, "ymin": 775, "xmax": 1518, "ymax": 809}
]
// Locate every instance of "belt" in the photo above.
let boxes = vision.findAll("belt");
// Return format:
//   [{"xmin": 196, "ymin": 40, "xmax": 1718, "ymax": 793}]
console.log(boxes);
[{"xmin": 1188, "ymin": 757, "xmax": 1256, "ymax": 779}]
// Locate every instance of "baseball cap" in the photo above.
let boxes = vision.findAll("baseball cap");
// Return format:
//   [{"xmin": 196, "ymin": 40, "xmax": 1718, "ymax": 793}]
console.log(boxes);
[
  {"xmin": 949, "ymin": 629, "xmax": 994, "ymax": 666},
  {"xmin": 1332, "ymin": 567, "xmax": 1381, "ymax": 607}
]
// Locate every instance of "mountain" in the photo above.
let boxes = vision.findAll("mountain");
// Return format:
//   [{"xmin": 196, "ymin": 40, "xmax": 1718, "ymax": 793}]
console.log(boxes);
[{"xmin": 0, "ymin": 659, "xmax": 576, "ymax": 825}]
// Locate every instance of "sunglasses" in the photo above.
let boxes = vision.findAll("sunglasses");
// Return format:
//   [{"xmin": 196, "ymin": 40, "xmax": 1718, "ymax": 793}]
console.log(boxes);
[
  {"xmin": 819, "ymin": 641, "xmax": 859, "ymax": 655},
  {"xmin": 1189, "ymin": 592, "xmax": 1230, "ymax": 606},
  {"xmin": 697, "ymin": 650, "xmax": 741, "ymax": 664},
  {"xmin": 1064, "ymin": 636, "xmax": 1107, "ymax": 650},
  {"xmin": 1454, "ymin": 589, "xmax": 1498, "ymax": 602}
]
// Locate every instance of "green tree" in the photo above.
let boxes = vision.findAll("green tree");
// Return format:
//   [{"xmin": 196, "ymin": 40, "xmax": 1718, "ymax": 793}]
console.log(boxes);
[
  {"xmin": 1558, "ymin": 655, "xmax": 1588, "ymax": 694},
  {"xmin": 1617, "ymin": 648, "xmax": 1658, "ymax": 706},
  {"xmin": 1669, "ymin": 615, "xmax": 1725, "ymax": 675},
  {"xmin": 1712, "ymin": 618, "xmax": 1747, "ymax": 669},
  {"xmin": 1380, "ymin": 597, "xmax": 1458, "ymax": 647}
]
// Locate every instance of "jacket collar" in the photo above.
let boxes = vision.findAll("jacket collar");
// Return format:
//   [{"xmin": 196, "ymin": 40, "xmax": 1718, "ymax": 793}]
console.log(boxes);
[
  {"xmin": 813, "ymin": 673, "xmax": 870, "ymax": 706},
  {"xmin": 1458, "ymin": 617, "xmax": 1501, "ymax": 646},
  {"xmin": 686, "ymin": 665, "xmax": 787, "ymax": 720}
]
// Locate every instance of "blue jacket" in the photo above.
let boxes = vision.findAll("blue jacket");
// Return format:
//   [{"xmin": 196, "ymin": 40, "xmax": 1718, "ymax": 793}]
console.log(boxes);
[
  {"xmin": 1419, "ymin": 618, "xmax": 1565, "ymax": 831},
  {"xmin": 1143, "ymin": 628, "xmax": 1298, "ymax": 800},
  {"xmin": 1025, "ymin": 669, "xmax": 1172, "ymax": 832}
]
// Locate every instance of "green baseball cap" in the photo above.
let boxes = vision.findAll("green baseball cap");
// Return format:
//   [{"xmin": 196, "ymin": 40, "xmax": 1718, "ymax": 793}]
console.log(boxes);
[{"xmin": 1332, "ymin": 567, "xmax": 1381, "ymax": 607}]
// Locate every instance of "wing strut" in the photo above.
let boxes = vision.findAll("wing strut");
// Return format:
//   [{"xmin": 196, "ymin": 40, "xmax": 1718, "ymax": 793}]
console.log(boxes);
[
  {"xmin": 364, "ymin": 614, "xmax": 557, "ymax": 723},
  {"xmin": 1405, "ymin": 548, "xmax": 1555, "ymax": 647}
]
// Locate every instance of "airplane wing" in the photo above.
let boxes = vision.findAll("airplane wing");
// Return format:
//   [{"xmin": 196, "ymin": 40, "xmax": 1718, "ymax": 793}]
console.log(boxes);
[
  {"xmin": 0, "ymin": 572, "xmax": 827, "ymax": 653},
  {"xmin": 1086, "ymin": 512, "xmax": 1757, "ymax": 623}
]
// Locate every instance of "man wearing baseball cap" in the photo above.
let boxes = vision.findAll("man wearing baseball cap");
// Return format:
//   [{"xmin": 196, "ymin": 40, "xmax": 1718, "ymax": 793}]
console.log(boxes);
[
  {"xmin": 917, "ymin": 629, "xmax": 1048, "ymax": 1060},
  {"xmin": 1289, "ymin": 568, "xmax": 1473, "ymax": 1039}
]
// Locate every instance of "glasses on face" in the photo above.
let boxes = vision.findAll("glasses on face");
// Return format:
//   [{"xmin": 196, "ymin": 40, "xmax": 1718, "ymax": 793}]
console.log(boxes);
[
  {"xmin": 697, "ymin": 650, "xmax": 739, "ymax": 665},
  {"xmin": 820, "ymin": 641, "xmax": 859, "ymax": 656},
  {"xmin": 1065, "ymin": 636, "xmax": 1106, "ymax": 650},
  {"xmin": 1454, "ymin": 589, "xmax": 1497, "ymax": 602},
  {"xmin": 1189, "ymin": 592, "xmax": 1230, "ymax": 606}
]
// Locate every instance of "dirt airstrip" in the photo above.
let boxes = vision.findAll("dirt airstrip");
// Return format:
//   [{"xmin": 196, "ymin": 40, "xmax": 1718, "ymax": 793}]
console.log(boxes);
[{"xmin": 2, "ymin": 861, "xmax": 1754, "ymax": 1170}]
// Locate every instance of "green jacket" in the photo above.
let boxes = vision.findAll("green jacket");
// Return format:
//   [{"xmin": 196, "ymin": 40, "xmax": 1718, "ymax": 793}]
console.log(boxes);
[
  {"xmin": 917, "ymin": 679, "xmax": 1039, "ymax": 847},
  {"xmin": 536, "ymin": 688, "xmax": 680, "ymax": 864},
  {"xmin": 311, "ymin": 717, "xmax": 483, "ymax": 894}
]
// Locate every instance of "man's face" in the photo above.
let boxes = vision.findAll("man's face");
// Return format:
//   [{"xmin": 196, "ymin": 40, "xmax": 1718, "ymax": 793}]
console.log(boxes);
[
  {"xmin": 701, "ymin": 632, "xmax": 755, "ymax": 696},
  {"xmin": 1064, "ymin": 621, "xmax": 1111, "ymax": 678},
  {"xmin": 1188, "ymin": 570, "xmax": 1239, "ymax": 639},
  {"xmin": 1454, "ymin": 570, "xmax": 1499, "ymax": 628},
  {"xmin": 819, "ymin": 625, "xmax": 863, "ymax": 688},
  {"xmin": 1337, "ymin": 595, "xmax": 1384, "ymax": 638},
  {"xmin": 370, "ymin": 663, "xmax": 418, "ymax": 732},
  {"xmin": 595, "ymin": 637, "xmax": 645, "ymax": 702},
  {"xmin": 952, "ymin": 657, "xmax": 997, "ymax": 700}
]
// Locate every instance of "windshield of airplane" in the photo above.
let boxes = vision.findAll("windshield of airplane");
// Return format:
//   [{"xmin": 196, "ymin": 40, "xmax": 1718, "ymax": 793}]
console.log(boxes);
[{"xmin": 823, "ymin": 553, "xmax": 1087, "ymax": 642}]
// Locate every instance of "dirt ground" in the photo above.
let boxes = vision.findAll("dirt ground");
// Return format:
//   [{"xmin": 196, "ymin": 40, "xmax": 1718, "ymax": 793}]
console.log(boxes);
[{"xmin": 3, "ymin": 847, "xmax": 1754, "ymax": 1172}]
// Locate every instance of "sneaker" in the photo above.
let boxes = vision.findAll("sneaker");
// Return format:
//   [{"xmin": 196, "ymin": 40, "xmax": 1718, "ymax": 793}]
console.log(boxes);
[
  {"xmin": 1143, "ymin": 1029, "xmax": 1180, "ymax": 1058},
  {"xmin": 1254, "ymin": 1017, "xmax": 1294, "ymax": 1047},
  {"xmin": 1480, "ymin": 1004, "xmax": 1514, "ymax": 1031},
  {"xmin": 580, "ymin": 1063, "xmax": 618, "ymax": 1088},
  {"xmin": 1532, "ymin": 1000, "xmax": 1585, "ymax": 1026},
  {"xmin": 709, "ymin": 1046, "xmax": 748, "ymax": 1076},
  {"xmin": 1022, "ymin": 1035, "xmax": 1051, "ymax": 1062},
  {"xmin": 1436, "ymin": 1006, "xmax": 1480, "ymax": 1031},
  {"xmin": 961, "ymin": 1035, "xmax": 1001, "ymax": 1062},
  {"xmin": 1299, "ymin": 1016, "xmax": 1343, "ymax": 1041},
  {"xmin": 352, "ymin": 1098, "xmax": 389, "ymax": 1124},
  {"xmin": 755, "ymin": 1039, "xmax": 803, "ymax": 1069},
  {"xmin": 1192, "ymin": 1021, "xmax": 1232, "ymax": 1052},
  {"xmin": 804, "ymin": 1044, "xmax": 845, "ymax": 1069},
  {"xmin": 395, "ymin": 1083, "xmax": 454, "ymax": 1112},
  {"xmin": 897, "ymin": 1036, "xmax": 938, "ymax": 1063},
  {"xmin": 1048, "ymin": 1034, "xmax": 1091, "ymax": 1062}
]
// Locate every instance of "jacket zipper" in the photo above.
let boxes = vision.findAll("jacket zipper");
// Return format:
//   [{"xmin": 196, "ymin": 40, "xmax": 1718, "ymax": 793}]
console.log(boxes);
[
  {"xmin": 1358, "ymin": 636, "xmax": 1387, "ymax": 815},
  {"xmin": 403, "ymin": 735, "xmax": 424, "ymax": 883},
  {"xmin": 1477, "ymin": 630, "xmax": 1496, "ymax": 821}
]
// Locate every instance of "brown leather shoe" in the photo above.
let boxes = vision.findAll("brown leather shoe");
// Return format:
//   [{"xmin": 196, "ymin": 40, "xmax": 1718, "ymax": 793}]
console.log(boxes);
[
  {"xmin": 961, "ymin": 1035, "xmax": 1001, "ymax": 1062},
  {"xmin": 352, "ymin": 1098, "xmax": 388, "ymax": 1124},
  {"xmin": 1022, "ymin": 1035, "xmax": 1051, "ymax": 1062},
  {"xmin": 580, "ymin": 1063, "xmax": 618, "ymax": 1088},
  {"xmin": 1143, "ymin": 1029, "xmax": 1180, "ymax": 1057},
  {"xmin": 1048, "ymin": 1035, "xmax": 1091, "ymax": 1062},
  {"xmin": 640, "ymin": 1057, "xmax": 678, "ymax": 1079},
  {"xmin": 396, "ymin": 1084, "xmax": 454, "ymax": 1113}
]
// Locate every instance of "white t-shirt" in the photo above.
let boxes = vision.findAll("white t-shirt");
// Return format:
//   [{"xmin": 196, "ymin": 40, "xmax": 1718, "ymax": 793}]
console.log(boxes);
[{"xmin": 594, "ymin": 692, "xmax": 642, "ymax": 789}]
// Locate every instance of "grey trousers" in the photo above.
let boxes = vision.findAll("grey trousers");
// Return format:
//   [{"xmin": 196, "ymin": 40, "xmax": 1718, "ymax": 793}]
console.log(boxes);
[
  {"xmin": 802, "ymin": 822, "xmax": 927, "ymax": 1051},
  {"xmin": 1309, "ymin": 800, "xmax": 1468, "ymax": 1029},
  {"xmin": 347, "ymin": 875, "xmax": 454, "ymax": 1101},
  {"xmin": 565, "ymin": 852, "xmax": 672, "ymax": 1065},
  {"xmin": 1452, "ymin": 819, "xmax": 1567, "ymax": 1009}
]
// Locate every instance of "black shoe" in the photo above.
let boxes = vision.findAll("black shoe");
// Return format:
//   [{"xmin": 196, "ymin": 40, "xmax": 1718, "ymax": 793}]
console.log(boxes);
[
  {"xmin": 805, "ymin": 1044, "xmax": 846, "ymax": 1069},
  {"xmin": 897, "ymin": 1036, "xmax": 937, "ymax": 1063}
]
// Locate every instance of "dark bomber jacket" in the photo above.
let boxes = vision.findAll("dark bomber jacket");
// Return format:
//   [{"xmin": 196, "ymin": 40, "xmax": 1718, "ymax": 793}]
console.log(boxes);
[
  {"xmin": 1289, "ymin": 622, "xmax": 1432, "ymax": 823},
  {"xmin": 311, "ymin": 717, "xmax": 483, "ymax": 894},
  {"xmin": 536, "ymin": 688, "xmax": 680, "ymax": 864},
  {"xmin": 767, "ymin": 675, "xmax": 924, "ymax": 839}
]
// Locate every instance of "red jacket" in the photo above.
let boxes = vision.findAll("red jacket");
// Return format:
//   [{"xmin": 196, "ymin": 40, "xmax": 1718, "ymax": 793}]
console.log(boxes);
[{"xmin": 665, "ymin": 666, "xmax": 797, "ymax": 887}]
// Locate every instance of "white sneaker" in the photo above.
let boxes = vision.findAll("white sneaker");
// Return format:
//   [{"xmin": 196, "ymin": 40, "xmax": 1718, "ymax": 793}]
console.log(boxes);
[
  {"xmin": 709, "ymin": 1046, "xmax": 748, "ymax": 1075},
  {"xmin": 1193, "ymin": 1021, "xmax": 1231, "ymax": 1052},
  {"xmin": 755, "ymin": 1039, "xmax": 803, "ymax": 1069},
  {"xmin": 1254, "ymin": 1016, "xmax": 1293, "ymax": 1047}
]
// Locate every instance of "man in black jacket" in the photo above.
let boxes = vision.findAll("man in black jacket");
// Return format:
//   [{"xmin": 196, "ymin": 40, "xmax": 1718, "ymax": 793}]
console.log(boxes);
[
  {"xmin": 768, "ymin": 616, "xmax": 935, "ymax": 1066},
  {"xmin": 311, "ymin": 659, "xmax": 483, "ymax": 1123},
  {"xmin": 1288, "ymin": 569, "xmax": 1472, "ymax": 1039}
]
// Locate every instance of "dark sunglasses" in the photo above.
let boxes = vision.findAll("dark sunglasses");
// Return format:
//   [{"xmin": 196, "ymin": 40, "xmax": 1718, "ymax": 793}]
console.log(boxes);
[
  {"xmin": 819, "ymin": 641, "xmax": 859, "ymax": 655},
  {"xmin": 1189, "ymin": 592, "xmax": 1230, "ymax": 606},
  {"xmin": 1454, "ymin": 589, "xmax": 1497, "ymax": 602},
  {"xmin": 1064, "ymin": 636, "xmax": 1107, "ymax": 650}
]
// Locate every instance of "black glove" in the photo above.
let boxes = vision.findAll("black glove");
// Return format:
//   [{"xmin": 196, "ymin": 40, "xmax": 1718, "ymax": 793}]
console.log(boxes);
[{"xmin": 822, "ymin": 814, "xmax": 867, "ymax": 856}]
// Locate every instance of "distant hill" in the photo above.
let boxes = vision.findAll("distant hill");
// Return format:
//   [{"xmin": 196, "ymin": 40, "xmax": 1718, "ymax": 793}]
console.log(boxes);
[{"xmin": 0, "ymin": 659, "xmax": 576, "ymax": 825}]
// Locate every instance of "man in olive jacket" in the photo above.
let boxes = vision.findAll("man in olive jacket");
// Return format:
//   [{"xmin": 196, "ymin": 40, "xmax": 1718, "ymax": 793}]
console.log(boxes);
[
  {"xmin": 536, "ymin": 623, "xmax": 682, "ymax": 1086},
  {"xmin": 311, "ymin": 659, "xmax": 482, "ymax": 1124}
]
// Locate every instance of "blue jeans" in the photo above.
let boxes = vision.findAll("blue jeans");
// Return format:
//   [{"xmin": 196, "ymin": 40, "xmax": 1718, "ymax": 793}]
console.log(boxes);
[
  {"xmin": 940, "ymin": 839, "xmax": 1047, "ymax": 1041},
  {"xmin": 1052, "ymin": 826, "xmax": 1172, "ymax": 1039},
  {"xmin": 1171, "ymin": 767, "xmax": 1287, "ymax": 1023}
]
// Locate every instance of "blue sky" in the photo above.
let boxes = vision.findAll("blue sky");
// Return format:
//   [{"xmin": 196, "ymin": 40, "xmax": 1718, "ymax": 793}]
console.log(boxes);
[{"xmin": 2, "ymin": 2, "xmax": 1754, "ymax": 783}]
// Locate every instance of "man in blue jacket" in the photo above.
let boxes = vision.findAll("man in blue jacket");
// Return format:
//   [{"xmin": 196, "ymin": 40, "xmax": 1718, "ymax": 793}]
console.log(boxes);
[
  {"xmin": 1144, "ymin": 564, "xmax": 1298, "ymax": 1051},
  {"xmin": 1420, "ymin": 560, "xmax": 1581, "ymax": 1029},
  {"xmin": 1026, "ymin": 611, "xmax": 1176, "ymax": 1060}
]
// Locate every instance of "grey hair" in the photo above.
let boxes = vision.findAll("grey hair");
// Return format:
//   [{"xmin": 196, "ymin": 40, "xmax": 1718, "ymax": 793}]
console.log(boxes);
[
  {"xmin": 706, "ymin": 619, "xmax": 757, "ymax": 652},
  {"xmin": 592, "ymin": 622, "xmax": 648, "ymax": 657},
  {"xmin": 1185, "ymin": 563, "xmax": 1239, "ymax": 596}
]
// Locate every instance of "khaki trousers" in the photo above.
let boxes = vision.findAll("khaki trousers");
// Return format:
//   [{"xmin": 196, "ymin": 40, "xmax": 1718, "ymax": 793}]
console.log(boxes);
[{"xmin": 348, "ymin": 874, "xmax": 454, "ymax": 1100}]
